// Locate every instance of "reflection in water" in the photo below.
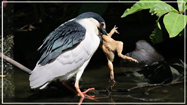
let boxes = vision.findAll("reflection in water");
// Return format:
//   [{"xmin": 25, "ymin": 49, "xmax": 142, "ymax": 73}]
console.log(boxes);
[{"xmin": 2, "ymin": 65, "xmax": 185, "ymax": 104}]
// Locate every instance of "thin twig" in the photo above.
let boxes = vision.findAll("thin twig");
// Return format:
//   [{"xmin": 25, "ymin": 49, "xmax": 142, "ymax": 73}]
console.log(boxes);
[
  {"xmin": 144, "ymin": 81, "xmax": 184, "ymax": 95},
  {"xmin": 0, "ymin": 52, "xmax": 32, "ymax": 74},
  {"xmin": 144, "ymin": 86, "xmax": 161, "ymax": 95},
  {"xmin": 127, "ymin": 83, "xmax": 161, "ymax": 92}
]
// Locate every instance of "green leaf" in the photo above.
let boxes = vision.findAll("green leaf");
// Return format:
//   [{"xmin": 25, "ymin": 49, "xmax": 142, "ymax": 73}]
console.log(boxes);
[
  {"xmin": 78, "ymin": 3, "xmax": 108, "ymax": 16},
  {"xmin": 149, "ymin": 24, "xmax": 163, "ymax": 44},
  {"xmin": 163, "ymin": 12, "xmax": 187, "ymax": 38},
  {"xmin": 149, "ymin": 3, "xmax": 178, "ymax": 18},
  {"xmin": 177, "ymin": 0, "xmax": 186, "ymax": 13},
  {"xmin": 157, "ymin": 21, "xmax": 161, "ymax": 29},
  {"xmin": 121, "ymin": 0, "xmax": 162, "ymax": 18}
]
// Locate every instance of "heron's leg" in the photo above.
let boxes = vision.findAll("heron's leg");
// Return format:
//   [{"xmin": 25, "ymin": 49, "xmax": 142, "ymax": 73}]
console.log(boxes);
[
  {"xmin": 82, "ymin": 88, "xmax": 95, "ymax": 94},
  {"xmin": 62, "ymin": 80, "xmax": 94, "ymax": 98},
  {"xmin": 75, "ymin": 80, "xmax": 95, "ymax": 98},
  {"xmin": 75, "ymin": 80, "xmax": 84, "ymax": 98},
  {"xmin": 61, "ymin": 80, "xmax": 77, "ymax": 94},
  {"xmin": 73, "ymin": 60, "xmax": 95, "ymax": 98}
]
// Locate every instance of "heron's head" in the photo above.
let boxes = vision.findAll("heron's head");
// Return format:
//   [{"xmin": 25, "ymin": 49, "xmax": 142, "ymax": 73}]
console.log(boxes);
[{"xmin": 76, "ymin": 12, "xmax": 107, "ymax": 35}]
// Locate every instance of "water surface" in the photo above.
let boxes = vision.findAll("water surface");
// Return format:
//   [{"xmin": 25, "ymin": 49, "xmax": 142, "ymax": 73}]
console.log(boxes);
[{"xmin": 3, "ymin": 65, "xmax": 185, "ymax": 104}]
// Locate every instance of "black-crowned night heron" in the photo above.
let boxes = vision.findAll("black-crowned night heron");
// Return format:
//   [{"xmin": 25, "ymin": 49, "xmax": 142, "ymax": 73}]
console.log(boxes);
[{"xmin": 29, "ymin": 12, "xmax": 107, "ymax": 98}]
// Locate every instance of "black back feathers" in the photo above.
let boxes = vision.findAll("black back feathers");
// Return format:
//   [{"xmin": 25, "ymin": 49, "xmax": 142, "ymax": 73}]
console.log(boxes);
[{"xmin": 38, "ymin": 20, "xmax": 86, "ymax": 65}]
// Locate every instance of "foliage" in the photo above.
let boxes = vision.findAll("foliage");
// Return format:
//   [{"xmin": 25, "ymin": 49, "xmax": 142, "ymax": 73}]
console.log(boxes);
[
  {"xmin": 149, "ymin": 24, "xmax": 163, "ymax": 43},
  {"xmin": 121, "ymin": 0, "xmax": 187, "ymax": 44}
]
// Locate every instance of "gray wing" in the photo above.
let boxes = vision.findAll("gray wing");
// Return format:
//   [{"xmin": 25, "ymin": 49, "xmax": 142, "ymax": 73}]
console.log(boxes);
[{"xmin": 38, "ymin": 20, "xmax": 86, "ymax": 65}]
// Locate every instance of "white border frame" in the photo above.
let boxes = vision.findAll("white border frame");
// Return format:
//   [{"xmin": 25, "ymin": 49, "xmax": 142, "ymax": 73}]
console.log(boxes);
[{"xmin": 1, "ymin": 1, "xmax": 186, "ymax": 104}]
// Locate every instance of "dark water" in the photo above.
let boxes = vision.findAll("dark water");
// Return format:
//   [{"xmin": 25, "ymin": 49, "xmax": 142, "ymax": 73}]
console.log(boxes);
[{"xmin": 2, "ymin": 65, "xmax": 185, "ymax": 104}]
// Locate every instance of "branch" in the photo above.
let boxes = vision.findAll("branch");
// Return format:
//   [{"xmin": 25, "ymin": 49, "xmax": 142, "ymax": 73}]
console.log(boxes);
[
  {"xmin": 0, "ymin": 52, "xmax": 32, "ymax": 74},
  {"xmin": 144, "ymin": 81, "xmax": 184, "ymax": 95}
]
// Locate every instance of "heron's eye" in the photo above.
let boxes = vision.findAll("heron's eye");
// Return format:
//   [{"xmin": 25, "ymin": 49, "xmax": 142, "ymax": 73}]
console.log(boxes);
[{"xmin": 100, "ymin": 23, "xmax": 104, "ymax": 27}]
